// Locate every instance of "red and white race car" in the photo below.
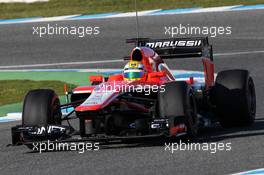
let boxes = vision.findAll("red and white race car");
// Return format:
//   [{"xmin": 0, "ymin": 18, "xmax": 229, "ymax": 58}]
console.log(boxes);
[{"xmin": 11, "ymin": 37, "xmax": 256, "ymax": 147}]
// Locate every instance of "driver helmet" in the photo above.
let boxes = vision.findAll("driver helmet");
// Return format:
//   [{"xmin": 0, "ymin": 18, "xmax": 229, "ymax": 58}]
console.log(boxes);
[{"xmin": 123, "ymin": 61, "xmax": 145, "ymax": 81}]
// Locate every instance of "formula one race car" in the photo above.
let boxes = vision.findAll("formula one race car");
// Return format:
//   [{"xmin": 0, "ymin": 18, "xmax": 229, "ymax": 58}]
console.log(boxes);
[{"xmin": 11, "ymin": 37, "xmax": 256, "ymax": 147}]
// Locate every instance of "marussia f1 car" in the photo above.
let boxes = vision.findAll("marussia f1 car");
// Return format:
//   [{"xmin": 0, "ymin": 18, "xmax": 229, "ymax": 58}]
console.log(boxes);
[{"xmin": 11, "ymin": 37, "xmax": 256, "ymax": 147}]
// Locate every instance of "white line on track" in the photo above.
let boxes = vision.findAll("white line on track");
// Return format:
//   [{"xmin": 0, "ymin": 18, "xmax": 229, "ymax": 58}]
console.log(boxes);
[
  {"xmin": 214, "ymin": 50, "xmax": 264, "ymax": 56},
  {"xmin": 0, "ymin": 50, "xmax": 263, "ymax": 69},
  {"xmin": 0, "ymin": 59, "xmax": 123, "ymax": 69}
]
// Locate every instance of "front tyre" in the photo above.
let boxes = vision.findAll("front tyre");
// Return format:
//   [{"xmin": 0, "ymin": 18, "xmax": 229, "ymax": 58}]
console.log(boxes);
[
  {"xmin": 158, "ymin": 81, "xmax": 198, "ymax": 138},
  {"xmin": 22, "ymin": 89, "xmax": 62, "ymax": 126}
]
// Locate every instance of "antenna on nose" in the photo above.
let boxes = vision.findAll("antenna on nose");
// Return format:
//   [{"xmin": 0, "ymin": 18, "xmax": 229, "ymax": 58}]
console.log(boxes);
[{"xmin": 134, "ymin": 0, "xmax": 140, "ymax": 46}]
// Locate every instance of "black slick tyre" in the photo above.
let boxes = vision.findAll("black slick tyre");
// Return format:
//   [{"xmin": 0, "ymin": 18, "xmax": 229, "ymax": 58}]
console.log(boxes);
[
  {"xmin": 22, "ymin": 89, "xmax": 62, "ymax": 126},
  {"xmin": 158, "ymin": 81, "xmax": 198, "ymax": 138},
  {"xmin": 214, "ymin": 70, "xmax": 256, "ymax": 127}
]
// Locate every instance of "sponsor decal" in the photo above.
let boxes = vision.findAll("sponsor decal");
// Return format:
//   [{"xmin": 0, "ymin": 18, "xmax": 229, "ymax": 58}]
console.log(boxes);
[
  {"xmin": 145, "ymin": 40, "xmax": 202, "ymax": 48},
  {"xmin": 30, "ymin": 125, "xmax": 66, "ymax": 135}
]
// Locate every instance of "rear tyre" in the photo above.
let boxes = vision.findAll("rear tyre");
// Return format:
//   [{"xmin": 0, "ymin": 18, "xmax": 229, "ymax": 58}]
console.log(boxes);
[
  {"xmin": 22, "ymin": 89, "xmax": 62, "ymax": 126},
  {"xmin": 214, "ymin": 70, "xmax": 256, "ymax": 128},
  {"xmin": 158, "ymin": 81, "xmax": 198, "ymax": 138}
]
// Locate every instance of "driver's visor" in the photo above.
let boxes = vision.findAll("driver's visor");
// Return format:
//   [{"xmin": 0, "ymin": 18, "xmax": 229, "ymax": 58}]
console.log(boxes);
[{"xmin": 124, "ymin": 71, "xmax": 144, "ymax": 80}]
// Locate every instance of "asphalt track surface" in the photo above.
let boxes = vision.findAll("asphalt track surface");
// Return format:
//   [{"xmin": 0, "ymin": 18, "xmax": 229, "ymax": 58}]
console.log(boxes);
[{"xmin": 0, "ymin": 9, "xmax": 264, "ymax": 175}]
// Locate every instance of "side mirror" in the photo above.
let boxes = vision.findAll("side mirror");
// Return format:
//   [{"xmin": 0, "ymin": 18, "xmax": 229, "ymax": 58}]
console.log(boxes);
[
  {"xmin": 89, "ymin": 75, "xmax": 103, "ymax": 85},
  {"xmin": 108, "ymin": 74, "xmax": 123, "ymax": 81},
  {"xmin": 147, "ymin": 71, "xmax": 165, "ymax": 82}
]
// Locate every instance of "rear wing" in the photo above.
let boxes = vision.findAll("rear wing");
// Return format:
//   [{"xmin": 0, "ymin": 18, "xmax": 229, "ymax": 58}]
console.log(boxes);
[{"xmin": 126, "ymin": 37, "xmax": 213, "ymax": 61}]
